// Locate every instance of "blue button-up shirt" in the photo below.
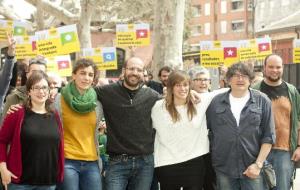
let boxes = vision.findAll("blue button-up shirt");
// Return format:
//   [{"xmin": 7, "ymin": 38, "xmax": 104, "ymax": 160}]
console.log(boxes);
[{"xmin": 206, "ymin": 89, "xmax": 275, "ymax": 178}]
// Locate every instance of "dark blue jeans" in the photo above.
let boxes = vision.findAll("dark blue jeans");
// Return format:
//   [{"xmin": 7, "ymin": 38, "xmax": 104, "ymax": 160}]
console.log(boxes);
[
  {"xmin": 59, "ymin": 159, "xmax": 102, "ymax": 190},
  {"xmin": 8, "ymin": 184, "xmax": 55, "ymax": 190},
  {"xmin": 105, "ymin": 154, "xmax": 154, "ymax": 190},
  {"xmin": 267, "ymin": 149, "xmax": 294, "ymax": 190},
  {"xmin": 216, "ymin": 171, "xmax": 266, "ymax": 190}
]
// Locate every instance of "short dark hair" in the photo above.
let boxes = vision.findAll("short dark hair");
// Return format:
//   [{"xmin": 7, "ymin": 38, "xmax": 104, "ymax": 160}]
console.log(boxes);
[
  {"xmin": 226, "ymin": 62, "xmax": 255, "ymax": 82},
  {"xmin": 72, "ymin": 58, "xmax": 98, "ymax": 79},
  {"xmin": 158, "ymin": 66, "xmax": 172, "ymax": 77}
]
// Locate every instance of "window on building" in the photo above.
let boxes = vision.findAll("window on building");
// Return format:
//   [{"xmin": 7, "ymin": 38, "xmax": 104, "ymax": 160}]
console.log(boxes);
[
  {"xmin": 231, "ymin": 20, "xmax": 244, "ymax": 32},
  {"xmin": 205, "ymin": 3, "xmax": 210, "ymax": 16},
  {"xmin": 191, "ymin": 25, "xmax": 202, "ymax": 36},
  {"xmin": 204, "ymin": 23, "xmax": 210, "ymax": 35},
  {"xmin": 231, "ymin": 0, "xmax": 244, "ymax": 11},
  {"xmin": 221, "ymin": 1, "xmax": 227, "ymax": 14},
  {"xmin": 221, "ymin": 21, "xmax": 227, "ymax": 34},
  {"xmin": 192, "ymin": 5, "xmax": 202, "ymax": 17}
]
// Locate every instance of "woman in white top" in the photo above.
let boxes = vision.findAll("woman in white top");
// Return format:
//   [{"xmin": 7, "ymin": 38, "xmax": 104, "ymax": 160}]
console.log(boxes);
[{"xmin": 151, "ymin": 70, "xmax": 224, "ymax": 190}]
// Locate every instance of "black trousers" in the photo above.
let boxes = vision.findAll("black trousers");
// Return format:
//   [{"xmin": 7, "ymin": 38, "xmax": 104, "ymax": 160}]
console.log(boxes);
[
  {"xmin": 203, "ymin": 153, "xmax": 216, "ymax": 190},
  {"xmin": 155, "ymin": 155, "xmax": 206, "ymax": 190}
]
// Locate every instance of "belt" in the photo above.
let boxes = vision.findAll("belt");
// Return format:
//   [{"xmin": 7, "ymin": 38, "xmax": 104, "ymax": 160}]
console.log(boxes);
[{"xmin": 109, "ymin": 154, "xmax": 142, "ymax": 160}]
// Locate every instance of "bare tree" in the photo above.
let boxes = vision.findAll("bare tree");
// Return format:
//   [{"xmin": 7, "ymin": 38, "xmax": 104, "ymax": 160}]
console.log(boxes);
[{"xmin": 151, "ymin": 0, "xmax": 186, "ymax": 77}]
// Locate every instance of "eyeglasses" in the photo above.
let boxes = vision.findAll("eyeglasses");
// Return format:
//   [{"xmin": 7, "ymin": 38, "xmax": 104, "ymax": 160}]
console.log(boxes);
[
  {"xmin": 232, "ymin": 73, "xmax": 249, "ymax": 80},
  {"xmin": 31, "ymin": 85, "xmax": 50, "ymax": 92},
  {"xmin": 126, "ymin": 67, "xmax": 144, "ymax": 73},
  {"xmin": 193, "ymin": 78, "xmax": 211, "ymax": 82}
]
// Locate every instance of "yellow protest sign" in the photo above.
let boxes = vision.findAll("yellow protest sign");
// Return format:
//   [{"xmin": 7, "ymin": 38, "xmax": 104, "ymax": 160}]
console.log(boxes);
[
  {"xmin": 80, "ymin": 47, "xmax": 118, "ymax": 70},
  {"xmin": 13, "ymin": 21, "xmax": 31, "ymax": 36},
  {"xmin": 222, "ymin": 41, "xmax": 239, "ymax": 67},
  {"xmin": 116, "ymin": 23, "xmax": 150, "ymax": 47},
  {"xmin": 293, "ymin": 39, "xmax": 300, "ymax": 63},
  {"xmin": 35, "ymin": 24, "xmax": 80, "ymax": 57},
  {"xmin": 201, "ymin": 50, "xmax": 224, "ymax": 68},
  {"xmin": 0, "ymin": 20, "xmax": 13, "ymax": 41},
  {"xmin": 46, "ymin": 55, "xmax": 72, "ymax": 77},
  {"xmin": 37, "ymin": 38, "xmax": 62, "ymax": 57},
  {"xmin": 58, "ymin": 25, "xmax": 80, "ymax": 54},
  {"xmin": 200, "ymin": 41, "xmax": 239, "ymax": 68},
  {"xmin": 238, "ymin": 39, "xmax": 258, "ymax": 62},
  {"xmin": 256, "ymin": 38, "xmax": 272, "ymax": 60},
  {"xmin": 15, "ymin": 36, "xmax": 38, "ymax": 59}
]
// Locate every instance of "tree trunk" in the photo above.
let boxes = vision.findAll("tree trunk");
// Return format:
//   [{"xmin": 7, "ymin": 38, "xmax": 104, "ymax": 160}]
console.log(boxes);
[
  {"xmin": 77, "ymin": 0, "xmax": 95, "ymax": 49},
  {"xmin": 36, "ymin": 1, "xmax": 45, "ymax": 30},
  {"xmin": 152, "ymin": 0, "xmax": 185, "ymax": 78}
]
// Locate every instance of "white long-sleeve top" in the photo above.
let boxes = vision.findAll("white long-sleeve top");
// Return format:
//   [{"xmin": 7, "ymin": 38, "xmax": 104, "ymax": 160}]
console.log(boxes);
[{"xmin": 151, "ymin": 89, "xmax": 227, "ymax": 167}]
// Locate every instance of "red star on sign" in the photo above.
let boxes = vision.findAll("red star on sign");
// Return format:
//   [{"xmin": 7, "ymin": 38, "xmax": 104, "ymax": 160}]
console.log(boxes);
[
  {"xmin": 223, "ymin": 47, "xmax": 237, "ymax": 59},
  {"xmin": 136, "ymin": 29, "xmax": 148, "ymax": 39},
  {"xmin": 258, "ymin": 43, "xmax": 270, "ymax": 52},
  {"xmin": 32, "ymin": 41, "xmax": 37, "ymax": 51},
  {"xmin": 57, "ymin": 60, "xmax": 70, "ymax": 70}
]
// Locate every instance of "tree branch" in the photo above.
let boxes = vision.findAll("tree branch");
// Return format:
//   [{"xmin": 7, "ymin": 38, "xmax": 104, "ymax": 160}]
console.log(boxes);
[
  {"xmin": 24, "ymin": 0, "xmax": 79, "ymax": 24},
  {"xmin": 0, "ymin": 5, "xmax": 21, "ymax": 20}
]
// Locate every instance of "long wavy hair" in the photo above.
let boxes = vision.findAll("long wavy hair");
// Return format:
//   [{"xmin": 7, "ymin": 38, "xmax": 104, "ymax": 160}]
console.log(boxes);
[
  {"xmin": 165, "ymin": 70, "xmax": 196, "ymax": 123},
  {"xmin": 25, "ymin": 71, "xmax": 53, "ymax": 114}
]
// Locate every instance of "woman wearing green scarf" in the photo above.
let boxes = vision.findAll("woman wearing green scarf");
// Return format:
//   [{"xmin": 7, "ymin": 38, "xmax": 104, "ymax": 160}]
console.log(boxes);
[{"xmin": 54, "ymin": 59, "xmax": 103, "ymax": 190}]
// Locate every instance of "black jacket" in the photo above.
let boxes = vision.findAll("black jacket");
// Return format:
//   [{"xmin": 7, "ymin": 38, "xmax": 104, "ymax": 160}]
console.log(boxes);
[{"xmin": 95, "ymin": 81, "xmax": 160, "ymax": 155}]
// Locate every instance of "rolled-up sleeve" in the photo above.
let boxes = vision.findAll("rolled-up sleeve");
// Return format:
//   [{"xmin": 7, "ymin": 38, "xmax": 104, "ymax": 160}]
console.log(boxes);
[{"xmin": 260, "ymin": 97, "xmax": 276, "ymax": 144}]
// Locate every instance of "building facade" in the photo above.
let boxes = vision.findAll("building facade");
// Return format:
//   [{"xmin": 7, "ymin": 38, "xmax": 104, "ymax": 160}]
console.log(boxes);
[{"xmin": 188, "ymin": 0, "xmax": 254, "ymax": 51}]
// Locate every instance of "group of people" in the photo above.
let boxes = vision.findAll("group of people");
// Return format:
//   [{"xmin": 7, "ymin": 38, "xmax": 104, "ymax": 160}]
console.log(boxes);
[{"xmin": 0, "ymin": 33, "xmax": 299, "ymax": 190}]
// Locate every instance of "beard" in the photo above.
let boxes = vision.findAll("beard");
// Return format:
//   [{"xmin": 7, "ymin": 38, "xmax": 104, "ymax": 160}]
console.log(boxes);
[
  {"xmin": 124, "ymin": 74, "xmax": 141, "ymax": 88},
  {"xmin": 266, "ymin": 75, "xmax": 281, "ymax": 82}
]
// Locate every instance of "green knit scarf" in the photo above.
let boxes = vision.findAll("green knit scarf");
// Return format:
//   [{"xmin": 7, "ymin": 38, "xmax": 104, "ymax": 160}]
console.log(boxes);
[{"xmin": 61, "ymin": 81, "xmax": 97, "ymax": 113}]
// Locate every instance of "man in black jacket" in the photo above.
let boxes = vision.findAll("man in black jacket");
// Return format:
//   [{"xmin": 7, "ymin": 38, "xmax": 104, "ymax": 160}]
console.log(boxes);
[{"xmin": 95, "ymin": 57, "xmax": 160, "ymax": 190}]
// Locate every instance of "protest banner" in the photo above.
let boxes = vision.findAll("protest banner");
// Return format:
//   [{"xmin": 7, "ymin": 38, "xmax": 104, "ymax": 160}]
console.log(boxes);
[
  {"xmin": 46, "ymin": 55, "xmax": 72, "ymax": 77},
  {"xmin": 116, "ymin": 23, "xmax": 150, "ymax": 46},
  {"xmin": 35, "ymin": 24, "xmax": 80, "ymax": 57},
  {"xmin": 80, "ymin": 47, "xmax": 117, "ymax": 70},
  {"xmin": 0, "ymin": 20, "xmax": 13, "ymax": 41},
  {"xmin": 200, "ymin": 41, "xmax": 224, "ymax": 68},
  {"xmin": 256, "ymin": 38, "xmax": 272, "ymax": 60},
  {"xmin": 222, "ymin": 41, "xmax": 239, "ymax": 67},
  {"xmin": 15, "ymin": 35, "xmax": 38, "ymax": 59},
  {"xmin": 239, "ymin": 39, "xmax": 257, "ymax": 62},
  {"xmin": 293, "ymin": 39, "xmax": 300, "ymax": 63}
]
